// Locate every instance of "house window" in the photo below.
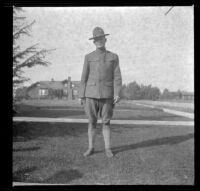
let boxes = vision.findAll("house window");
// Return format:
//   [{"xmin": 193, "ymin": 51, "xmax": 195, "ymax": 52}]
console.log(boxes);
[{"xmin": 39, "ymin": 89, "xmax": 48, "ymax": 96}]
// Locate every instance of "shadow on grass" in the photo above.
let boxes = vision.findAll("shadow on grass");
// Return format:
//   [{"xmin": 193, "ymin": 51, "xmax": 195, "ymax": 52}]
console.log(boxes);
[
  {"xmin": 13, "ymin": 166, "xmax": 37, "ymax": 182},
  {"xmin": 110, "ymin": 125, "xmax": 147, "ymax": 134},
  {"xmin": 111, "ymin": 133, "xmax": 194, "ymax": 155},
  {"xmin": 110, "ymin": 124, "xmax": 165, "ymax": 133},
  {"xmin": 41, "ymin": 169, "xmax": 83, "ymax": 184},
  {"xmin": 13, "ymin": 146, "xmax": 40, "ymax": 152},
  {"xmin": 13, "ymin": 122, "xmax": 88, "ymax": 142}
]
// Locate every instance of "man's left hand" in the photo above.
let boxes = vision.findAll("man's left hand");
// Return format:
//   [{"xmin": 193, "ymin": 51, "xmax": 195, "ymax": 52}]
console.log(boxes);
[{"xmin": 113, "ymin": 96, "xmax": 120, "ymax": 104}]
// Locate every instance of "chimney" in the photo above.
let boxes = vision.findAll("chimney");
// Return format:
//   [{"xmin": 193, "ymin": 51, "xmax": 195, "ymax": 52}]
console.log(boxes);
[{"xmin": 67, "ymin": 76, "xmax": 73, "ymax": 100}]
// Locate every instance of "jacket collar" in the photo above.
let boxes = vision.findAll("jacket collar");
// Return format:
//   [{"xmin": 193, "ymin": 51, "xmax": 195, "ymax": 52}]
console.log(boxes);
[{"xmin": 95, "ymin": 47, "xmax": 106, "ymax": 54}]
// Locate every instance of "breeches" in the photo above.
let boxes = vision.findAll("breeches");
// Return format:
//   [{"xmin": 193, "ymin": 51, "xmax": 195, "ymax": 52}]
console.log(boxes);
[{"xmin": 84, "ymin": 98, "xmax": 114, "ymax": 126}]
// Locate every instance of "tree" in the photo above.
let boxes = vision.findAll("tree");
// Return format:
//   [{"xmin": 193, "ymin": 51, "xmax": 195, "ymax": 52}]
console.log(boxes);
[
  {"xmin": 161, "ymin": 88, "xmax": 170, "ymax": 99},
  {"xmin": 119, "ymin": 84, "xmax": 127, "ymax": 99},
  {"xmin": 126, "ymin": 81, "xmax": 140, "ymax": 100},
  {"xmin": 13, "ymin": 7, "xmax": 54, "ymax": 96},
  {"xmin": 140, "ymin": 84, "xmax": 146, "ymax": 99},
  {"xmin": 15, "ymin": 86, "xmax": 28, "ymax": 100},
  {"xmin": 177, "ymin": 89, "xmax": 182, "ymax": 99},
  {"xmin": 149, "ymin": 87, "xmax": 160, "ymax": 100}
]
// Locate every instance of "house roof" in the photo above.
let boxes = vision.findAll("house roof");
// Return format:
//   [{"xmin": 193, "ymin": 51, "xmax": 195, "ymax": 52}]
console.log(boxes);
[
  {"xmin": 28, "ymin": 80, "xmax": 80, "ymax": 91},
  {"xmin": 39, "ymin": 81, "xmax": 64, "ymax": 89},
  {"xmin": 181, "ymin": 92, "xmax": 194, "ymax": 96}
]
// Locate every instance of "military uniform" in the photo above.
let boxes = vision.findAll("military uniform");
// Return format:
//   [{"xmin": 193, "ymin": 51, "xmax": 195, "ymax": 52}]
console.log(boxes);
[
  {"xmin": 80, "ymin": 27, "xmax": 122, "ymax": 157},
  {"xmin": 79, "ymin": 47, "xmax": 122, "ymax": 125}
]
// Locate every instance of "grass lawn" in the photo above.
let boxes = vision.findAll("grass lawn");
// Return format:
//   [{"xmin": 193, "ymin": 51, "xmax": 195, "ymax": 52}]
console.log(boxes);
[
  {"xmin": 15, "ymin": 102, "xmax": 192, "ymax": 121},
  {"xmin": 13, "ymin": 122, "xmax": 194, "ymax": 185},
  {"xmin": 17, "ymin": 99, "xmax": 194, "ymax": 111},
  {"xmin": 13, "ymin": 99, "xmax": 194, "ymax": 184},
  {"xmin": 17, "ymin": 99, "xmax": 81, "ymax": 108}
]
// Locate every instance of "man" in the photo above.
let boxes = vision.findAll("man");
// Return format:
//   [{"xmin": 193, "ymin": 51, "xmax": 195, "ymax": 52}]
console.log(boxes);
[{"xmin": 79, "ymin": 27, "xmax": 122, "ymax": 158}]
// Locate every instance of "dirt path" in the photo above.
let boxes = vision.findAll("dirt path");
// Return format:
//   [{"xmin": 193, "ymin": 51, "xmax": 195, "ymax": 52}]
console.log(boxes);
[
  {"xmin": 13, "ymin": 117, "xmax": 194, "ymax": 126},
  {"xmin": 132, "ymin": 100, "xmax": 194, "ymax": 109}
]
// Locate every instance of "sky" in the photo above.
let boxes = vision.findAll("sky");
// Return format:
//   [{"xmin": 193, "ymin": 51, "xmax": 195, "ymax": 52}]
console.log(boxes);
[{"xmin": 18, "ymin": 6, "xmax": 194, "ymax": 92}]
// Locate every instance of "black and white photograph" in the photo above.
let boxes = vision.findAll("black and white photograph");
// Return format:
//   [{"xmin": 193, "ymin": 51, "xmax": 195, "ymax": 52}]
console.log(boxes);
[{"xmin": 12, "ymin": 6, "xmax": 194, "ymax": 185}]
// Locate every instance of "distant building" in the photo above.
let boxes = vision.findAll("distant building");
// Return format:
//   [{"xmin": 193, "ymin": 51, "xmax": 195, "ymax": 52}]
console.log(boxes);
[
  {"xmin": 161, "ymin": 89, "xmax": 194, "ymax": 101},
  {"xmin": 170, "ymin": 91, "xmax": 194, "ymax": 101},
  {"xmin": 26, "ymin": 77, "xmax": 80, "ymax": 100},
  {"xmin": 181, "ymin": 91, "xmax": 194, "ymax": 101}
]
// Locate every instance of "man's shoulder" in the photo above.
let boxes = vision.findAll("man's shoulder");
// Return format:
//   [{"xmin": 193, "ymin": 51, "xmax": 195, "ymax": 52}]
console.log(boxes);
[
  {"xmin": 106, "ymin": 50, "xmax": 118, "ymax": 56},
  {"xmin": 106, "ymin": 50, "xmax": 118, "ymax": 59},
  {"xmin": 85, "ymin": 51, "xmax": 96, "ymax": 58}
]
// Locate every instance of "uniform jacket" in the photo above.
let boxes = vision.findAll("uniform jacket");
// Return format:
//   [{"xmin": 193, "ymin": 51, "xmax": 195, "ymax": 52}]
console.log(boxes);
[{"xmin": 79, "ymin": 48, "xmax": 122, "ymax": 99}]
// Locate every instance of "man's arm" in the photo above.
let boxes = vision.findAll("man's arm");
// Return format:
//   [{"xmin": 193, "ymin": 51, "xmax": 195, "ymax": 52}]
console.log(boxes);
[
  {"xmin": 113, "ymin": 54, "xmax": 122, "ymax": 103},
  {"xmin": 79, "ymin": 55, "xmax": 89, "ymax": 99}
]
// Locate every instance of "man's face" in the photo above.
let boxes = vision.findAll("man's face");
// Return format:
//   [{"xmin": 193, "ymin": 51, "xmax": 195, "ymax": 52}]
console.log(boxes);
[{"xmin": 94, "ymin": 37, "xmax": 107, "ymax": 49}]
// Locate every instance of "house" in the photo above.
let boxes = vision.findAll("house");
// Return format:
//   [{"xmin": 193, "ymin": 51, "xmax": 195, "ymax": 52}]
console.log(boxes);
[
  {"xmin": 181, "ymin": 91, "xmax": 194, "ymax": 101},
  {"xmin": 27, "ymin": 77, "xmax": 80, "ymax": 100}
]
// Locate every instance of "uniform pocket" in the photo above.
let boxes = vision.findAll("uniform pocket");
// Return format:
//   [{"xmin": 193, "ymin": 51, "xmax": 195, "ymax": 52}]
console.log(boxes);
[
  {"xmin": 88, "ymin": 57, "xmax": 100, "ymax": 62},
  {"xmin": 105, "ymin": 58, "xmax": 115, "ymax": 63}
]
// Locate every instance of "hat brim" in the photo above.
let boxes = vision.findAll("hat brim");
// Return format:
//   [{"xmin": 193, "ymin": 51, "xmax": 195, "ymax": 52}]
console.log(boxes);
[{"xmin": 89, "ymin": 34, "xmax": 109, "ymax": 40}]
